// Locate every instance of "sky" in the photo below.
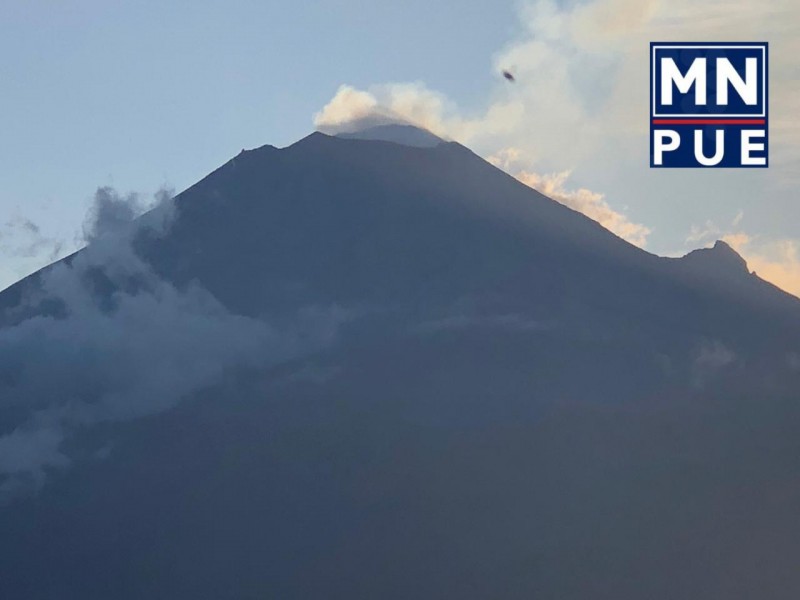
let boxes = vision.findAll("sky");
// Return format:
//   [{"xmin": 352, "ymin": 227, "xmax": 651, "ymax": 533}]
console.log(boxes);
[{"xmin": 1, "ymin": 0, "xmax": 799, "ymax": 295}]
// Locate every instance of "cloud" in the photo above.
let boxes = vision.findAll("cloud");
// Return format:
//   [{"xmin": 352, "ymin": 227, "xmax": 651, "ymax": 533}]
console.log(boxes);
[
  {"xmin": 0, "ymin": 424, "xmax": 67, "ymax": 482},
  {"xmin": 313, "ymin": 0, "xmax": 800, "ymax": 255},
  {"xmin": 693, "ymin": 339, "xmax": 737, "ymax": 388},
  {"xmin": 314, "ymin": 82, "xmax": 458, "ymax": 137},
  {"xmin": 0, "ymin": 216, "xmax": 63, "ymax": 262},
  {"xmin": 513, "ymin": 167, "xmax": 650, "ymax": 247},
  {"xmin": 489, "ymin": 0, "xmax": 799, "ymax": 169},
  {"xmin": 487, "ymin": 148, "xmax": 650, "ymax": 246},
  {"xmin": 686, "ymin": 221, "xmax": 722, "ymax": 246},
  {"xmin": 696, "ymin": 340, "xmax": 736, "ymax": 370},
  {"xmin": 0, "ymin": 217, "xmax": 66, "ymax": 293},
  {"xmin": 81, "ymin": 186, "xmax": 176, "ymax": 244},
  {"xmin": 81, "ymin": 187, "xmax": 146, "ymax": 243},
  {"xmin": 722, "ymin": 233, "xmax": 800, "ymax": 298},
  {"xmin": 0, "ymin": 188, "xmax": 347, "ymax": 497},
  {"xmin": 312, "ymin": 0, "xmax": 653, "ymax": 165},
  {"xmin": 314, "ymin": 85, "xmax": 382, "ymax": 133}
]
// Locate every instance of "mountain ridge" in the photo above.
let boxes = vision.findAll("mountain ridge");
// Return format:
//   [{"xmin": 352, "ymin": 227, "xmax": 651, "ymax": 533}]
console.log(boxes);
[
  {"xmin": 2, "ymin": 130, "xmax": 797, "ymax": 326},
  {"xmin": 2, "ymin": 127, "xmax": 800, "ymax": 598}
]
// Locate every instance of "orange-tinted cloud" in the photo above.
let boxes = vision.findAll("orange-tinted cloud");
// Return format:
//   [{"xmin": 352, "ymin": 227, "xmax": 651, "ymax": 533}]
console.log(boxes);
[{"xmin": 722, "ymin": 233, "xmax": 800, "ymax": 298}]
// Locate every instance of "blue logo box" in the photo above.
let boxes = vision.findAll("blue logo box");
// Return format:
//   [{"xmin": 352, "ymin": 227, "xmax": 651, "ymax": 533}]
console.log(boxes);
[{"xmin": 650, "ymin": 42, "xmax": 768, "ymax": 168}]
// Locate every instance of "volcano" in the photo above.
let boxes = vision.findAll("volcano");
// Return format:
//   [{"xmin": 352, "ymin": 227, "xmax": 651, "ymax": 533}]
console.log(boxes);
[{"xmin": 1, "ymin": 126, "xmax": 799, "ymax": 599}]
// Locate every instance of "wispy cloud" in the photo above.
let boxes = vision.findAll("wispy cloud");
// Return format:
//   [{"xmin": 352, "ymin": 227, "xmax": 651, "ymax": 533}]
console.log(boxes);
[
  {"xmin": 0, "ymin": 217, "xmax": 63, "ymax": 265},
  {"xmin": 489, "ymin": 149, "xmax": 651, "ymax": 247},
  {"xmin": 519, "ymin": 170, "xmax": 651, "ymax": 247},
  {"xmin": 692, "ymin": 339, "xmax": 737, "ymax": 388},
  {"xmin": 722, "ymin": 234, "xmax": 800, "ymax": 298}
]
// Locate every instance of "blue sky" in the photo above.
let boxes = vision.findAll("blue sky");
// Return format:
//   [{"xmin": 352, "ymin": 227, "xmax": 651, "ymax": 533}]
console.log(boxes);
[{"xmin": 2, "ymin": 0, "xmax": 799, "ymax": 294}]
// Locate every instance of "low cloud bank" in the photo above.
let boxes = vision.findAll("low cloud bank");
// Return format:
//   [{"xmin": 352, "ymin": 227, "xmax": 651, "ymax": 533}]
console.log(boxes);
[{"xmin": 0, "ymin": 188, "xmax": 346, "ymax": 497}]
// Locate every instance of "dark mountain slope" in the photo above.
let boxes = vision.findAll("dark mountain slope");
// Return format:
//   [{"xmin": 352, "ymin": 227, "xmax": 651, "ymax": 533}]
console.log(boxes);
[{"xmin": 1, "ymin": 128, "xmax": 800, "ymax": 599}]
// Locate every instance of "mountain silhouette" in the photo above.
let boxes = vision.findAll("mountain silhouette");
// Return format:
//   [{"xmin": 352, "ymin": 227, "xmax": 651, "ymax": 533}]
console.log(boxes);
[{"xmin": 1, "ymin": 126, "xmax": 799, "ymax": 599}]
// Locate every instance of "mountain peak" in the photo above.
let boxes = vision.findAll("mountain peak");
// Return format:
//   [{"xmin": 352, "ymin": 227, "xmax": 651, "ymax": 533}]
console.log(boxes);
[
  {"xmin": 335, "ymin": 123, "xmax": 444, "ymax": 148},
  {"xmin": 680, "ymin": 239, "xmax": 750, "ymax": 278}
]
